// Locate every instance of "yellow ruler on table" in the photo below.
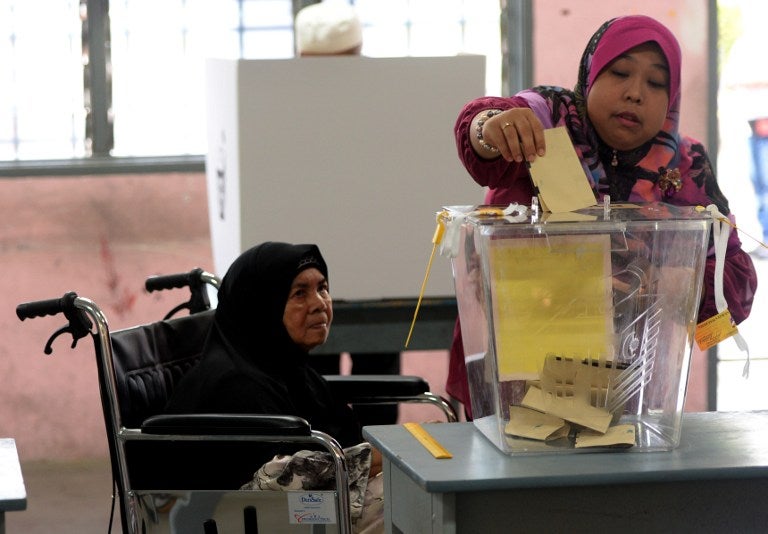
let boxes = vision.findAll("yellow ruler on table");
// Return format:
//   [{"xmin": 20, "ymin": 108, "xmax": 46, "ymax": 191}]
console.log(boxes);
[{"xmin": 403, "ymin": 423, "xmax": 453, "ymax": 459}]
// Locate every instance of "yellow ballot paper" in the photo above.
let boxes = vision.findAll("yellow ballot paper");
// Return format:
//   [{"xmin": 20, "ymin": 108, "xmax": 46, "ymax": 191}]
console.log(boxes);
[
  {"xmin": 529, "ymin": 126, "xmax": 596, "ymax": 213},
  {"xmin": 489, "ymin": 234, "xmax": 614, "ymax": 380}
]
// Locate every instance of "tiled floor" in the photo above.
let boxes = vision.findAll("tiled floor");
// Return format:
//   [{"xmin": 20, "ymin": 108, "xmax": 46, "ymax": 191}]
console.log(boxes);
[{"xmin": 7, "ymin": 458, "xmax": 122, "ymax": 534}]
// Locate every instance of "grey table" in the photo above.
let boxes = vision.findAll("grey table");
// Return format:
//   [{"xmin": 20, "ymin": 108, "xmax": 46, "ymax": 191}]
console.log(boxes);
[
  {"xmin": 0, "ymin": 439, "xmax": 26, "ymax": 534},
  {"xmin": 363, "ymin": 411, "xmax": 768, "ymax": 533}
]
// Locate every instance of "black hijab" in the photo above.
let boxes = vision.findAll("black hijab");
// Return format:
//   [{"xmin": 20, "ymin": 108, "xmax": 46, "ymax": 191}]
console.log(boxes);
[
  {"xmin": 165, "ymin": 241, "xmax": 362, "ymax": 448},
  {"xmin": 214, "ymin": 241, "xmax": 329, "ymax": 369}
]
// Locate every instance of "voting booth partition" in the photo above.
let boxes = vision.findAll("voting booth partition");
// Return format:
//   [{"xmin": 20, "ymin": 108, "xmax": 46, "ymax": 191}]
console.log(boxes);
[{"xmin": 204, "ymin": 55, "xmax": 486, "ymax": 301}]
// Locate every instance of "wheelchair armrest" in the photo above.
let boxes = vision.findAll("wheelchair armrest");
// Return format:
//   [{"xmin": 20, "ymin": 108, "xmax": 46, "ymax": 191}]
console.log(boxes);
[
  {"xmin": 323, "ymin": 374, "xmax": 430, "ymax": 401},
  {"xmin": 141, "ymin": 413, "xmax": 312, "ymax": 437}
]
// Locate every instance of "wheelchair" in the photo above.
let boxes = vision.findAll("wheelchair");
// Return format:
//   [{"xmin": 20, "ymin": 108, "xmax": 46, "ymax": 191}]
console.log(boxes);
[
  {"xmin": 18, "ymin": 273, "xmax": 456, "ymax": 534},
  {"xmin": 144, "ymin": 268, "xmax": 458, "ymax": 422}
]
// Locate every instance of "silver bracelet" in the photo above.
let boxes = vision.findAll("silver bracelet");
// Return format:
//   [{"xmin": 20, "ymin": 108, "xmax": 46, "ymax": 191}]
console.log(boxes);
[{"xmin": 475, "ymin": 109, "xmax": 503, "ymax": 153}]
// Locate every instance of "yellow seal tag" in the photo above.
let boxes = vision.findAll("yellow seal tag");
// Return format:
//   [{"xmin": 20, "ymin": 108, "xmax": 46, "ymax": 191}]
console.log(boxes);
[{"xmin": 695, "ymin": 309, "xmax": 739, "ymax": 351}]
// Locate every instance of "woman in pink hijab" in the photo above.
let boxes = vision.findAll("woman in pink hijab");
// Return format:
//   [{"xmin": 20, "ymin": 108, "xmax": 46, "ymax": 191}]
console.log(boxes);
[{"xmin": 450, "ymin": 15, "xmax": 757, "ymax": 418}]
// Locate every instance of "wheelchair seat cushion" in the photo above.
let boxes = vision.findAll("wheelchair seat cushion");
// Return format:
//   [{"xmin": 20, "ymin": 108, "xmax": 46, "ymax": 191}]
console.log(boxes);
[{"xmin": 242, "ymin": 442, "xmax": 373, "ymax": 519}]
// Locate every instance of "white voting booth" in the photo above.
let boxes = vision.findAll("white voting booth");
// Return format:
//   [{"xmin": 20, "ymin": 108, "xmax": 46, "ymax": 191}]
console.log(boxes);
[{"xmin": 205, "ymin": 55, "xmax": 485, "ymax": 300}]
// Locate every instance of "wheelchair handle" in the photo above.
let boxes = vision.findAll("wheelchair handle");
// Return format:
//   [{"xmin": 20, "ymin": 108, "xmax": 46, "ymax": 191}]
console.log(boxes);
[
  {"xmin": 145, "ymin": 268, "xmax": 204, "ymax": 292},
  {"xmin": 17, "ymin": 292, "xmax": 94, "ymax": 354},
  {"xmin": 16, "ymin": 291, "xmax": 78, "ymax": 320},
  {"xmin": 146, "ymin": 268, "xmax": 220, "ymax": 292},
  {"xmin": 146, "ymin": 268, "xmax": 221, "ymax": 319}
]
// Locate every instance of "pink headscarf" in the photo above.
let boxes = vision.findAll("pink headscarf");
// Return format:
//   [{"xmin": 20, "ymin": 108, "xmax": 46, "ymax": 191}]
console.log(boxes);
[{"xmin": 586, "ymin": 15, "xmax": 682, "ymax": 113}]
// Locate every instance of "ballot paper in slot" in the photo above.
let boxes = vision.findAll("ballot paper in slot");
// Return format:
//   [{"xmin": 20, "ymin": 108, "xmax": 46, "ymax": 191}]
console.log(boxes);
[{"xmin": 528, "ymin": 126, "xmax": 596, "ymax": 214}]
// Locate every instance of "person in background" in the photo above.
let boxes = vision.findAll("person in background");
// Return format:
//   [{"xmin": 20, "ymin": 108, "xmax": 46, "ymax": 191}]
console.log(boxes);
[
  {"xmin": 295, "ymin": 0, "xmax": 363, "ymax": 56},
  {"xmin": 449, "ymin": 14, "xmax": 758, "ymax": 419},
  {"xmin": 295, "ymin": 0, "xmax": 402, "ymax": 426},
  {"xmin": 747, "ymin": 117, "xmax": 768, "ymax": 258},
  {"xmin": 718, "ymin": 3, "xmax": 768, "ymax": 259}
]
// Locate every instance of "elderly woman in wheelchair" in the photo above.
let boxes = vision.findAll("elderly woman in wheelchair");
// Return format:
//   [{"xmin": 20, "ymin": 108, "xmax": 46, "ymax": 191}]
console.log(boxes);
[
  {"xmin": 165, "ymin": 242, "xmax": 384, "ymax": 532},
  {"xmin": 19, "ymin": 240, "xmax": 454, "ymax": 533}
]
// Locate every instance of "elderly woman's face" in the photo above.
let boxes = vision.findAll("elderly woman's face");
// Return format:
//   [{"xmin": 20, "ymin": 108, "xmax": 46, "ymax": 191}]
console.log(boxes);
[{"xmin": 283, "ymin": 268, "xmax": 333, "ymax": 351}]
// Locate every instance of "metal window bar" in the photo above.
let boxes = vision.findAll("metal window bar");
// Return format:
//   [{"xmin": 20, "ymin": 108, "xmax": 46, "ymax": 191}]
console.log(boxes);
[
  {"xmin": 83, "ymin": 0, "xmax": 114, "ymax": 157},
  {"xmin": 501, "ymin": 0, "xmax": 533, "ymax": 97}
]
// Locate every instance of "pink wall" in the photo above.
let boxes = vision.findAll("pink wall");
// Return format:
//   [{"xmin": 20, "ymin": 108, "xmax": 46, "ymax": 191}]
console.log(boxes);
[{"xmin": 0, "ymin": 173, "xmax": 214, "ymax": 461}]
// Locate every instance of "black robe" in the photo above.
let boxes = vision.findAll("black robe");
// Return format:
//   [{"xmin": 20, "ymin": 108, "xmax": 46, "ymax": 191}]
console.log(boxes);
[{"xmin": 159, "ymin": 242, "xmax": 362, "ymax": 488}]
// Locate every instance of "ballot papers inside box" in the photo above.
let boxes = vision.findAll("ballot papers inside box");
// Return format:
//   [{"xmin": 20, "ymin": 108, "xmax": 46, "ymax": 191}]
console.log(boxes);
[{"xmin": 446, "ymin": 202, "xmax": 711, "ymax": 454}]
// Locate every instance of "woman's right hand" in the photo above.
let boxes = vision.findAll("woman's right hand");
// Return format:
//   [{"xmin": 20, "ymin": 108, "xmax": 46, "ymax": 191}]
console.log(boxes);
[{"xmin": 471, "ymin": 108, "xmax": 546, "ymax": 164}]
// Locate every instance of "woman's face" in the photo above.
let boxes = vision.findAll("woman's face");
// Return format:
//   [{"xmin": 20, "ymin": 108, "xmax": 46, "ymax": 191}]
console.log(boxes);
[
  {"xmin": 283, "ymin": 267, "xmax": 333, "ymax": 351},
  {"xmin": 586, "ymin": 42, "xmax": 670, "ymax": 151}
]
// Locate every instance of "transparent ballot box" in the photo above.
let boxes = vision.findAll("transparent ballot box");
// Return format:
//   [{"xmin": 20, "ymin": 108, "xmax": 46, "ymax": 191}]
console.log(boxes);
[{"xmin": 446, "ymin": 202, "xmax": 711, "ymax": 453}]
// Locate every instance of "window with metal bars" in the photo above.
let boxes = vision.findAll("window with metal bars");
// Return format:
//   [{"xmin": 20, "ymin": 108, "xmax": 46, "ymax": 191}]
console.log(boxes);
[{"xmin": 0, "ymin": 0, "xmax": 501, "ymax": 174}]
